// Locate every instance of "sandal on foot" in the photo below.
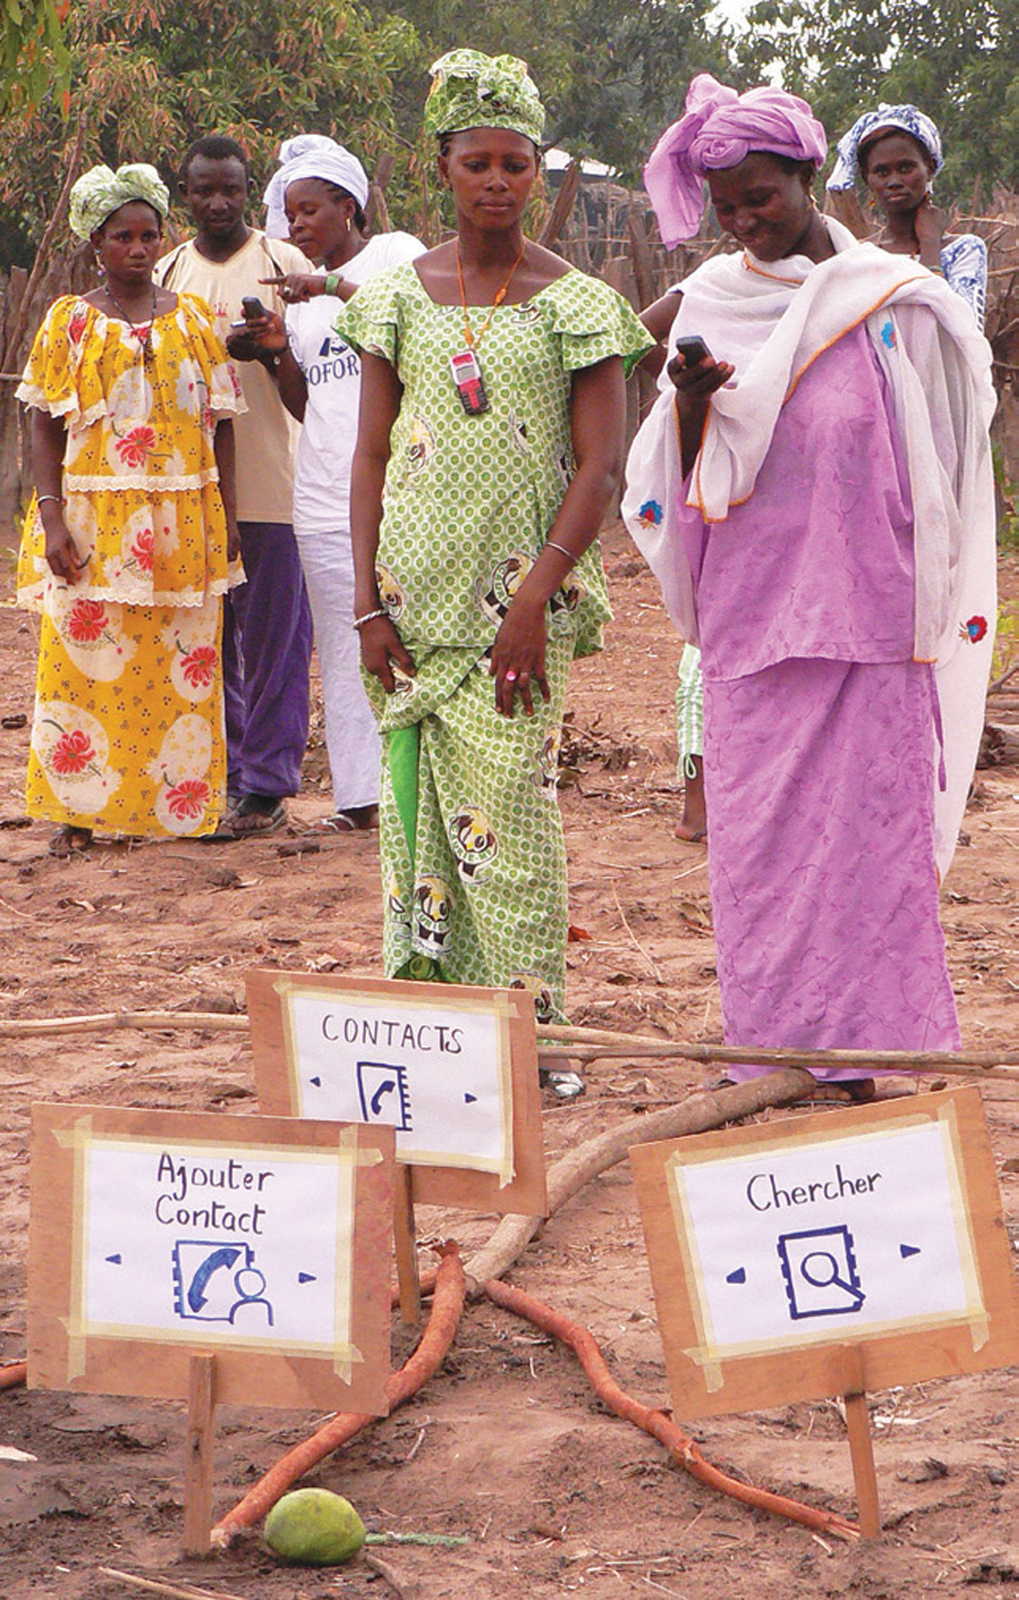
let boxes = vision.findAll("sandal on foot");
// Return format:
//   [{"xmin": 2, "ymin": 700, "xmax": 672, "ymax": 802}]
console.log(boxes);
[
  {"xmin": 539, "ymin": 1066, "xmax": 586, "ymax": 1100},
  {"xmin": 315, "ymin": 805, "xmax": 379, "ymax": 833},
  {"xmin": 226, "ymin": 796, "xmax": 288, "ymax": 837},
  {"xmin": 804, "ymin": 1078, "xmax": 876, "ymax": 1105},
  {"xmin": 202, "ymin": 795, "xmax": 245, "ymax": 843},
  {"xmin": 49, "ymin": 824, "xmax": 92, "ymax": 858}
]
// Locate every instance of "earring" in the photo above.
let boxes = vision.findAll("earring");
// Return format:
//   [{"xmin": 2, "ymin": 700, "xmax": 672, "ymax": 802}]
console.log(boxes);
[{"xmin": 345, "ymin": 216, "xmax": 351, "ymax": 232}]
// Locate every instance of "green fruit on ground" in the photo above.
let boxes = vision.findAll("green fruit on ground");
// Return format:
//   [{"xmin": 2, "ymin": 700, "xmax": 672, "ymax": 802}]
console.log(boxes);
[{"xmin": 263, "ymin": 1488, "xmax": 367, "ymax": 1565}]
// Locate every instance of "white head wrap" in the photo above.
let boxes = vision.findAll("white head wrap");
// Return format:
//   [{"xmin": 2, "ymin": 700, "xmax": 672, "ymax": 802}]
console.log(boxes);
[
  {"xmin": 262, "ymin": 135, "xmax": 370, "ymax": 239},
  {"xmin": 826, "ymin": 105, "xmax": 943, "ymax": 191}
]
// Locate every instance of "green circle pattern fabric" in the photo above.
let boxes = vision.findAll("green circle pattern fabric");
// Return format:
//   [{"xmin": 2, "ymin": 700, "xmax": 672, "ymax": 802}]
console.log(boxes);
[{"xmin": 335, "ymin": 264, "xmax": 652, "ymax": 1016}]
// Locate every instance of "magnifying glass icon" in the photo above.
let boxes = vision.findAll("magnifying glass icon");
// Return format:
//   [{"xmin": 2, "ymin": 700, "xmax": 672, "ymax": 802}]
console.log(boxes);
[{"xmin": 800, "ymin": 1250, "xmax": 865, "ymax": 1308}]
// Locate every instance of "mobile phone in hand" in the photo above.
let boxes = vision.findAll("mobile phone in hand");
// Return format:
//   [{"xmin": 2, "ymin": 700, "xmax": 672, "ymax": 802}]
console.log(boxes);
[
  {"xmin": 674, "ymin": 335, "xmax": 711, "ymax": 366},
  {"xmin": 241, "ymin": 295, "xmax": 270, "ymax": 320}
]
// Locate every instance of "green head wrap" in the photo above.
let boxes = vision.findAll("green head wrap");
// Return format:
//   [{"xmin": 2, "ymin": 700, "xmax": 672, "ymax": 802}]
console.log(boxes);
[
  {"xmin": 424, "ymin": 49, "xmax": 545, "ymax": 145},
  {"xmin": 69, "ymin": 163, "xmax": 170, "ymax": 240}
]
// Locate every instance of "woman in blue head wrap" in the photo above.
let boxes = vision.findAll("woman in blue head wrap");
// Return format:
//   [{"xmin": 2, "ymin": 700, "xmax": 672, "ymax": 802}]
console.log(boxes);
[{"xmin": 827, "ymin": 106, "xmax": 988, "ymax": 329}]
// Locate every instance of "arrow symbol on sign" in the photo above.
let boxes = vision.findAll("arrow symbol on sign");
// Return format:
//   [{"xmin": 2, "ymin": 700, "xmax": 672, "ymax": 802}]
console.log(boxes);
[
  {"xmin": 900, "ymin": 1244, "xmax": 921, "ymax": 1259},
  {"xmin": 465, "ymin": 1093, "xmax": 477, "ymax": 1104},
  {"xmin": 298, "ymin": 1272, "xmax": 316, "ymax": 1284},
  {"xmin": 310, "ymin": 1076, "xmax": 322, "ymax": 1087},
  {"xmin": 106, "ymin": 1254, "xmax": 122, "ymax": 1265},
  {"xmin": 726, "ymin": 1268, "xmax": 746, "ymax": 1284}
]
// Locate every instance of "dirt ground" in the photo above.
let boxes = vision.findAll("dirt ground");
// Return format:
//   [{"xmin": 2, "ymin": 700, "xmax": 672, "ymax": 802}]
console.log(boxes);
[{"xmin": 1, "ymin": 522, "xmax": 1017, "ymax": 1600}]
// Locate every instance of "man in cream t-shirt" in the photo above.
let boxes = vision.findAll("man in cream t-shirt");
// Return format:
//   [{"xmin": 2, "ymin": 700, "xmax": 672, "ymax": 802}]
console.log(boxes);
[{"xmin": 155, "ymin": 134, "xmax": 313, "ymax": 836}]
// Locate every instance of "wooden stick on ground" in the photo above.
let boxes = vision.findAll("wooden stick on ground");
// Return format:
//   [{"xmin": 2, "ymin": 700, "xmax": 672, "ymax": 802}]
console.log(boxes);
[
  {"xmin": 0, "ymin": 1010, "xmax": 250, "ymax": 1038},
  {"xmin": 536, "ymin": 1024, "xmax": 1019, "ymax": 1078},
  {"xmin": 0, "ymin": 1361, "xmax": 27, "ymax": 1390},
  {"xmin": 211, "ymin": 1242, "xmax": 466, "ymax": 1549},
  {"xmin": 365, "ymin": 1552, "xmax": 422, "ymax": 1600},
  {"xmin": 2, "ymin": 1009, "xmax": 1015, "ymax": 1081},
  {"xmin": 98, "ymin": 1567, "xmax": 252, "ymax": 1600},
  {"xmin": 484, "ymin": 1277, "xmax": 859, "ymax": 1542}
]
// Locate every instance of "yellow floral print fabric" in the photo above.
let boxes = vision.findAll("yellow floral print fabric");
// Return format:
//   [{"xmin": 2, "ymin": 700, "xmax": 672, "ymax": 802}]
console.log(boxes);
[{"xmin": 16, "ymin": 292, "xmax": 244, "ymax": 838}]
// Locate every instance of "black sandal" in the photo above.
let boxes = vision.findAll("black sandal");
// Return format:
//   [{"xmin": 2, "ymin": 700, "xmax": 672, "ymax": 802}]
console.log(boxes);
[{"xmin": 49, "ymin": 824, "xmax": 92, "ymax": 858}]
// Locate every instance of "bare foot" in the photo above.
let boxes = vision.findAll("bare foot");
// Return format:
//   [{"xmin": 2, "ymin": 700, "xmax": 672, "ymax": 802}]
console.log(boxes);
[
  {"xmin": 674, "ymin": 758, "xmax": 707, "ymax": 842},
  {"xmin": 674, "ymin": 820, "xmax": 707, "ymax": 842}
]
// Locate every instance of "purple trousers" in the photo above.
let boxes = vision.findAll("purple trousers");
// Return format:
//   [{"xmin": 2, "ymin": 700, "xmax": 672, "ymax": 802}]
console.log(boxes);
[
  {"xmin": 703, "ymin": 657, "xmax": 960, "ymax": 1079},
  {"xmin": 223, "ymin": 521, "xmax": 313, "ymax": 798}
]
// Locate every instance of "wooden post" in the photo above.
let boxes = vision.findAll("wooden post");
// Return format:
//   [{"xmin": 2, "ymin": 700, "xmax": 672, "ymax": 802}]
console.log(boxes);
[
  {"xmin": 183, "ymin": 1353, "xmax": 217, "ymax": 1556},
  {"xmin": 838, "ymin": 1346, "xmax": 880, "ymax": 1538},
  {"xmin": 393, "ymin": 1163, "xmax": 421, "ymax": 1326}
]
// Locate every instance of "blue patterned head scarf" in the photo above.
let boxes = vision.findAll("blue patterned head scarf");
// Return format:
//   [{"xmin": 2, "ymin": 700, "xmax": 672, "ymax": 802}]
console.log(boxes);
[
  {"xmin": 424, "ymin": 49, "xmax": 545, "ymax": 145},
  {"xmin": 69, "ymin": 164, "xmax": 170, "ymax": 239},
  {"xmin": 826, "ymin": 105, "xmax": 943, "ymax": 191}
]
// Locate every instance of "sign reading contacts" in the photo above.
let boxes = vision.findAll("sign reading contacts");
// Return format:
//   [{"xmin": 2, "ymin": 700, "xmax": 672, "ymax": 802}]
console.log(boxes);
[
  {"xmin": 631, "ymin": 1088, "xmax": 1019, "ymax": 1417},
  {"xmin": 247, "ymin": 970, "xmax": 547, "ymax": 1216}
]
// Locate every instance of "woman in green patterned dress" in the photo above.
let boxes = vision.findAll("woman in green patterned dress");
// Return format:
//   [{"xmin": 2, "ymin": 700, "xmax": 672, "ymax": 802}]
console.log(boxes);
[{"xmin": 340, "ymin": 50, "xmax": 651, "ymax": 1066}]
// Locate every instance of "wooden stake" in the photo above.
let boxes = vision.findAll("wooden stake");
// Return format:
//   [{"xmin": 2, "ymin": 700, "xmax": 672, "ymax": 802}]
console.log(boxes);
[
  {"xmin": 183, "ymin": 1354, "xmax": 217, "ymax": 1557},
  {"xmin": 839, "ymin": 1347, "xmax": 881, "ymax": 1539},
  {"xmin": 393, "ymin": 1164, "xmax": 421, "ymax": 1327}
]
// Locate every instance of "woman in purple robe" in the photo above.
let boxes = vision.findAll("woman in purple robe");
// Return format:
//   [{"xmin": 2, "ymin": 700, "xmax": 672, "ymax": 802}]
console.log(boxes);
[{"xmin": 624, "ymin": 76, "xmax": 997, "ymax": 1095}]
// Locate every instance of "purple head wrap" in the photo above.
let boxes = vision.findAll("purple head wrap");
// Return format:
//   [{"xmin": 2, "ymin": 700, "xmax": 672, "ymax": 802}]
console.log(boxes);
[{"xmin": 644, "ymin": 74, "xmax": 828, "ymax": 247}]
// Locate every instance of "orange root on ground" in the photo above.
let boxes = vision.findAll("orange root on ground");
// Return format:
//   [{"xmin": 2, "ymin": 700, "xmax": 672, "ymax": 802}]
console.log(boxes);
[
  {"xmin": 0, "ymin": 1362, "xmax": 27, "ymax": 1391},
  {"xmin": 211, "ymin": 1242, "xmax": 466, "ymax": 1549},
  {"xmin": 484, "ymin": 1277, "xmax": 859, "ymax": 1543}
]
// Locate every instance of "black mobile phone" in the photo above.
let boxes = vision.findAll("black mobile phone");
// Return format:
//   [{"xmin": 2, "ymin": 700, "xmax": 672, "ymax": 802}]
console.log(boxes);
[
  {"xmin": 241, "ymin": 295, "xmax": 269, "ymax": 319},
  {"xmin": 674, "ymin": 334, "xmax": 711, "ymax": 366}
]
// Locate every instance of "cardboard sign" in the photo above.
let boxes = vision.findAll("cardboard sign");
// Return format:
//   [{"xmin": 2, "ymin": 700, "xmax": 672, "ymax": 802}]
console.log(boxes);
[
  {"xmin": 247, "ymin": 970, "xmax": 547, "ymax": 1214},
  {"xmin": 29, "ymin": 1105, "xmax": 394, "ymax": 1412},
  {"xmin": 631, "ymin": 1088, "xmax": 1019, "ymax": 1417}
]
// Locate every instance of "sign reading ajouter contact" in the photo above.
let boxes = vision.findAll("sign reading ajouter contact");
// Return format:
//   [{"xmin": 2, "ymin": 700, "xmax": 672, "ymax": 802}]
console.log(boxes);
[
  {"xmin": 247, "ymin": 969, "xmax": 547, "ymax": 1215},
  {"xmin": 27, "ymin": 1104, "xmax": 394, "ymax": 1411}
]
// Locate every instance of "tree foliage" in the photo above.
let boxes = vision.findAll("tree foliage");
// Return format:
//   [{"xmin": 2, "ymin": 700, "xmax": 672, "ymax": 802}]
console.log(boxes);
[
  {"xmin": 728, "ymin": 0, "xmax": 1018, "ymax": 202},
  {"xmin": 0, "ymin": 0, "xmax": 69, "ymax": 118},
  {"xmin": 362, "ymin": 0, "xmax": 728, "ymax": 182},
  {"xmin": 0, "ymin": 0, "xmax": 1013, "ymax": 273},
  {"xmin": 0, "ymin": 0, "xmax": 416, "ymax": 268}
]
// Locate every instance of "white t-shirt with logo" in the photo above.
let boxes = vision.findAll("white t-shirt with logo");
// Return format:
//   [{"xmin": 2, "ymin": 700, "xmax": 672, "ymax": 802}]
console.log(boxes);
[{"xmin": 286, "ymin": 231, "xmax": 425, "ymax": 536}]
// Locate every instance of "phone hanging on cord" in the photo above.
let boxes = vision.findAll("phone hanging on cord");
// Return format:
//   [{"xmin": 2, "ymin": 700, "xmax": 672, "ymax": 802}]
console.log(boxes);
[{"xmin": 450, "ymin": 348, "xmax": 489, "ymax": 415}]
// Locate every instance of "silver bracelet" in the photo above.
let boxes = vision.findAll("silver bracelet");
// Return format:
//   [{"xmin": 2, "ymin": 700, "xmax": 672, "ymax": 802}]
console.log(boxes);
[
  {"xmin": 545, "ymin": 539, "xmax": 577, "ymax": 564},
  {"xmin": 353, "ymin": 608, "xmax": 388, "ymax": 630},
  {"xmin": 36, "ymin": 493, "xmax": 63, "ymax": 505}
]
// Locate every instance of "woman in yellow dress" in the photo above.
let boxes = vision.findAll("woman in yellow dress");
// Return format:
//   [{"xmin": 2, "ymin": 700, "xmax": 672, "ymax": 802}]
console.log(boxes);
[{"xmin": 17, "ymin": 164, "xmax": 243, "ymax": 854}]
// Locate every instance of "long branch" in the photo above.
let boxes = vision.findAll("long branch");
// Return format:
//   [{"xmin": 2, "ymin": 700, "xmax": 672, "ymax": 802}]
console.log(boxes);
[{"xmin": 2, "ymin": 1009, "xmax": 1015, "ymax": 1079}]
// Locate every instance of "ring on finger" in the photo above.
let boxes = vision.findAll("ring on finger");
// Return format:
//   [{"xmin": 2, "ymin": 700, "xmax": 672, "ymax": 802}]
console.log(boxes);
[{"xmin": 504, "ymin": 670, "xmax": 518, "ymax": 683}]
